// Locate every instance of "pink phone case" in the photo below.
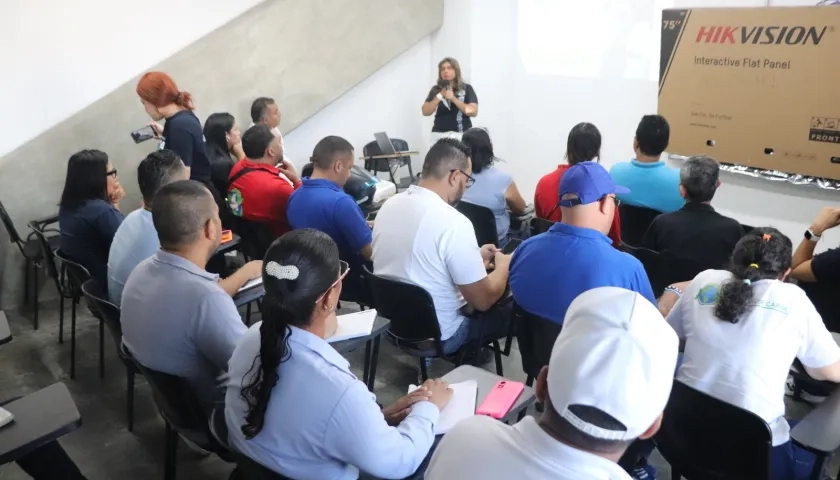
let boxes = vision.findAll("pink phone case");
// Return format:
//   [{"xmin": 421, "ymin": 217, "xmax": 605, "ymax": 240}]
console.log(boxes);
[{"xmin": 476, "ymin": 380, "xmax": 524, "ymax": 419}]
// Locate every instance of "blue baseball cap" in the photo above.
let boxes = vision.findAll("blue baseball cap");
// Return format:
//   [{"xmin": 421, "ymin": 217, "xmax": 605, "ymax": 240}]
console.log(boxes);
[{"xmin": 559, "ymin": 161, "xmax": 630, "ymax": 207}]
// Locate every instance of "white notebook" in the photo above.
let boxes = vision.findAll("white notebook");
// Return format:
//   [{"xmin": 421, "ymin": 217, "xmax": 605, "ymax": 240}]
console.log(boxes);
[
  {"xmin": 238, "ymin": 277, "xmax": 263, "ymax": 292},
  {"xmin": 327, "ymin": 309, "xmax": 377, "ymax": 343},
  {"xmin": 408, "ymin": 380, "xmax": 477, "ymax": 435}
]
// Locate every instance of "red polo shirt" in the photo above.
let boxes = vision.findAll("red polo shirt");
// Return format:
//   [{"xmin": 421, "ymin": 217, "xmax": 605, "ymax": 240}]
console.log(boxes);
[
  {"xmin": 534, "ymin": 164, "xmax": 622, "ymax": 247},
  {"xmin": 227, "ymin": 159, "xmax": 302, "ymax": 237}
]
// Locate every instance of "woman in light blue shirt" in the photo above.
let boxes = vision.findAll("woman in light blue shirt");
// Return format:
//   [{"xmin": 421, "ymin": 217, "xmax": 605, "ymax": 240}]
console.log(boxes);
[
  {"xmin": 225, "ymin": 229, "xmax": 452, "ymax": 479},
  {"xmin": 460, "ymin": 128, "xmax": 527, "ymax": 246}
]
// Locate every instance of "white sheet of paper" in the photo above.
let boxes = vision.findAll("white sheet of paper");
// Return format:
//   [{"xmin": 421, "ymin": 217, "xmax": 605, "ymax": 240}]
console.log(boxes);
[
  {"xmin": 327, "ymin": 309, "xmax": 377, "ymax": 343},
  {"xmin": 238, "ymin": 277, "xmax": 263, "ymax": 292},
  {"xmin": 409, "ymin": 380, "xmax": 477, "ymax": 435}
]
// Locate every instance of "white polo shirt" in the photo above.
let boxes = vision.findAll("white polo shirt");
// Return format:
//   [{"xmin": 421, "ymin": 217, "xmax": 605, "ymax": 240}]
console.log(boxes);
[
  {"xmin": 372, "ymin": 185, "xmax": 487, "ymax": 340},
  {"xmin": 425, "ymin": 415, "xmax": 633, "ymax": 480},
  {"xmin": 667, "ymin": 269, "xmax": 840, "ymax": 446}
]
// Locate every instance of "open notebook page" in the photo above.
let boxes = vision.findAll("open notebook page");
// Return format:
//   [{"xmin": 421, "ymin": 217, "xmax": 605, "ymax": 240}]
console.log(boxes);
[
  {"xmin": 409, "ymin": 380, "xmax": 477, "ymax": 435},
  {"xmin": 327, "ymin": 309, "xmax": 377, "ymax": 343}
]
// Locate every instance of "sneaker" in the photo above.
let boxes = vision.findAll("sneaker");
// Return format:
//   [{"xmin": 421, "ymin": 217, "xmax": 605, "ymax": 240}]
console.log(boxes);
[{"xmin": 631, "ymin": 464, "xmax": 656, "ymax": 480}]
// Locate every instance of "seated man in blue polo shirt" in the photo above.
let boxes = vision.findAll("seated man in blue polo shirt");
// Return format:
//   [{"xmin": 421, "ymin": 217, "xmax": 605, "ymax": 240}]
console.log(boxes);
[
  {"xmin": 510, "ymin": 161, "xmax": 656, "ymax": 326},
  {"xmin": 286, "ymin": 136, "xmax": 373, "ymax": 299}
]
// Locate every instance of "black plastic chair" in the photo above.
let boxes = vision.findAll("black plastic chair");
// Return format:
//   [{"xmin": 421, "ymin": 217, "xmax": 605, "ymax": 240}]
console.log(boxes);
[
  {"xmin": 456, "ymin": 201, "xmax": 498, "ymax": 247},
  {"xmin": 233, "ymin": 453, "xmax": 291, "ymax": 480},
  {"xmin": 530, "ymin": 217, "xmax": 554, "ymax": 236},
  {"xmin": 231, "ymin": 217, "xmax": 275, "ymax": 262},
  {"xmin": 622, "ymin": 243, "xmax": 669, "ymax": 297},
  {"xmin": 1, "ymin": 203, "xmax": 60, "ymax": 329},
  {"xmin": 80, "ymin": 279, "xmax": 138, "ymax": 432},
  {"xmin": 654, "ymin": 380, "xmax": 773, "ymax": 480},
  {"xmin": 364, "ymin": 266, "xmax": 505, "ymax": 380},
  {"xmin": 124, "ymin": 347, "xmax": 233, "ymax": 480},
  {"xmin": 618, "ymin": 203, "xmax": 661, "ymax": 246},
  {"xmin": 513, "ymin": 301, "xmax": 562, "ymax": 388},
  {"xmin": 362, "ymin": 138, "xmax": 416, "ymax": 190}
]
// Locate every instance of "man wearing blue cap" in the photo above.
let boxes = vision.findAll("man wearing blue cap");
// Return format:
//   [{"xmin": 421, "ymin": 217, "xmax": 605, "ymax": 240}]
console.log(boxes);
[
  {"xmin": 509, "ymin": 161, "xmax": 658, "ymax": 479},
  {"xmin": 510, "ymin": 161, "xmax": 656, "ymax": 326}
]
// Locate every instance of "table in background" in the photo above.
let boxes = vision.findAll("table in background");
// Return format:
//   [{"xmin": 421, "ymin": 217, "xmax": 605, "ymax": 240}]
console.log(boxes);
[
  {"xmin": 233, "ymin": 284, "xmax": 265, "ymax": 308},
  {"xmin": 442, "ymin": 365, "xmax": 537, "ymax": 424},
  {"xmin": 333, "ymin": 315, "xmax": 391, "ymax": 392},
  {"xmin": 214, "ymin": 234, "xmax": 242, "ymax": 257},
  {"xmin": 0, "ymin": 383, "xmax": 81, "ymax": 465}
]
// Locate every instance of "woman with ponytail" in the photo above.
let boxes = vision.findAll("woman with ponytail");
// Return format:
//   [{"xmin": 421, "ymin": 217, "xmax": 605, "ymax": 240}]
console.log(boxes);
[
  {"xmin": 136, "ymin": 72, "xmax": 211, "ymax": 187},
  {"xmin": 225, "ymin": 229, "xmax": 452, "ymax": 479},
  {"xmin": 666, "ymin": 227, "xmax": 840, "ymax": 480}
]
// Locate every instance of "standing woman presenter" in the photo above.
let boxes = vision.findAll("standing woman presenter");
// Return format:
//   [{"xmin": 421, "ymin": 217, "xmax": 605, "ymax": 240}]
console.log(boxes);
[{"xmin": 422, "ymin": 57, "xmax": 478, "ymax": 145}]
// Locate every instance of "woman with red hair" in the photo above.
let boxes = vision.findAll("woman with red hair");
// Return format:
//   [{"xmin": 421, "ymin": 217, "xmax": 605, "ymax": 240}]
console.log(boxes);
[{"xmin": 136, "ymin": 71, "xmax": 211, "ymax": 186}]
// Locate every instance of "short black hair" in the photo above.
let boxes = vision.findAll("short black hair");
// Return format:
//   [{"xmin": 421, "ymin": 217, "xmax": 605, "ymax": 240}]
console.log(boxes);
[
  {"xmin": 544, "ymin": 402, "xmax": 633, "ymax": 454},
  {"xmin": 635, "ymin": 115, "xmax": 670, "ymax": 157},
  {"xmin": 421, "ymin": 138, "xmax": 471, "ymax": 179},
  {"xmin": 137, "ymin": 150, "xmax": 185, "ymax": 206},
  {"xmin": 59, "ymin": 149, "xmax": 109, "ymax": 210},
  {"xmin": 461, "ymin": 127, "xmax": 495, "ymax": 174},
  {"xmin": 241, "ymin": 124, "xmax": 275, "ymax": 160},
  {"xmin": 566, "ymin": 123, "xmax": 601, "ymax": 165},
  {"xmin": 311, "ymin": 136, "xmax": 354, "ymax": 170},
  {"xmin": 250, "ymin": 97, "xmax": 275, "ymax": 124},
  {"xmin": 680, "ymin": 155, "xmax": 719, "ymax": 202},
  {"xmin": 152, "ymin": 180, "xmax": 215, "ymax": 249}
]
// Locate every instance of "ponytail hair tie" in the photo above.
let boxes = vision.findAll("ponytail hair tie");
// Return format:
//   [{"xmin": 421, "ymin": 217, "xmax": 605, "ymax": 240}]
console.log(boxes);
[
  {"xmin": 762, "ymin": 233, "xmax": 772, "ymax": 241},
  {"xmin": 266, "ymin": 261, "xmax": 299, "ymax": 281},
  {"xmin": 749, "ymin": 263, "xmax": 759, "ymax": 269},
  {"xmin": 743, "ymin": 279, "xmax": 752, "ymax": 286}
]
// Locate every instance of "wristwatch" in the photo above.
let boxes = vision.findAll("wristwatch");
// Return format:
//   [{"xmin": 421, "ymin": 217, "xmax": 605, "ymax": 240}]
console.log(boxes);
[{"xmin": 805, "ymin": 229, "xmax": 821, "ymax": 242}]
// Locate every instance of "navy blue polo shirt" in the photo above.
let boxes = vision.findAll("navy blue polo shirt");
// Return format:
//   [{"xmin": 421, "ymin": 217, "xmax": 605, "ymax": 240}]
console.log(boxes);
[
  {"xmin": 509, "ymin": 223, "xmax": 656, "ymax": 324},
  {"xmin": 286, "ymin": 178, "xmax": 371, "ymax": 266}
]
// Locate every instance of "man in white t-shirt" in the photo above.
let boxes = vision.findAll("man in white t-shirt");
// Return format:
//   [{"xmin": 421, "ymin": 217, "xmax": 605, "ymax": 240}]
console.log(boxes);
[
  {"xmin": 665, "ymin": 227, "xmax": 840, "ymax": 479},
  {"xmin": 372, "ymin": 138, "xmax": 511, "ymax": 354},
  {"xmin": 425, "ymin": 287, "xmax": 679, "ymax": 480},
  {"xmin": 250, "ymin": 96, "xmax": 292, "ymax": 166}
]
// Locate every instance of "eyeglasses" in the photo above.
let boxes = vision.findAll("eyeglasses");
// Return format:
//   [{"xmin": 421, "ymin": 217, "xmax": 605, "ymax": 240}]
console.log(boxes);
[
  {"xmin": 451, "ymin": 169, "xmax": 476, "ymax": 188},
  {"xmin": 106, "ymin": 169, "xmax": 118, "ymax": 178},
  {"xmin": 314, "ymin": 260, "xmax": 350, "ymax": 304}
]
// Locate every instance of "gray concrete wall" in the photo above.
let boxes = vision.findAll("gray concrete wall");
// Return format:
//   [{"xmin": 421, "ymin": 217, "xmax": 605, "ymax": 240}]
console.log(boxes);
[{"xmin": 0, "ymin": 0, "xmax": 443, "ymax": 308}]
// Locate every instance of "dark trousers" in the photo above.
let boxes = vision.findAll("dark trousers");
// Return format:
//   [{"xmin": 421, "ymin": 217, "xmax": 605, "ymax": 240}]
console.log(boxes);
[
  {"xmin": 441, "ymin": 300, "xmax": 513, "ymax": 355},
  {"xmin": 1, "ymin": 398, "xmax": 86, "ymax": 480}
]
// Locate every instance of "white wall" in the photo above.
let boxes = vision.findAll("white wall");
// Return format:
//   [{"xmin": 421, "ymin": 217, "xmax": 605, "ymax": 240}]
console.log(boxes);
[
  {"xmin": 448, "ymin": 0, "xmax": 840, "ymax": 252},
  {"xmin": 0, "ymin": 0, "xmax": 264, "ymax": 157}
]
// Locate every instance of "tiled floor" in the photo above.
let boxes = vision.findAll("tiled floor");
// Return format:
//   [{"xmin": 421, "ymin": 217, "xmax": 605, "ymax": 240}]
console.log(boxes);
[{"xmin": 0, "ymin": 300, "xmax": 836, "ymax": 479}]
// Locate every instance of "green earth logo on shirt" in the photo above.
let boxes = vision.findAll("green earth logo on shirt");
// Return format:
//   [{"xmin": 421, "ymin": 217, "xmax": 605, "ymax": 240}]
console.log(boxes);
[
  {"xmin": 228, "ymin": 189, "xmax": 244, "ymax": 217},
  {"xmin": 696, "ymin": 284, "xmax": 720, "ymax": 305}
]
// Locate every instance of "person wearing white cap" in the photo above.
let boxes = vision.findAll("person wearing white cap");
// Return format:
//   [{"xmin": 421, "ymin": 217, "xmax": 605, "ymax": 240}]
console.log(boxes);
[{"xmin": 425, "ymin": 287, "xmax": 679, "ymax": 480}]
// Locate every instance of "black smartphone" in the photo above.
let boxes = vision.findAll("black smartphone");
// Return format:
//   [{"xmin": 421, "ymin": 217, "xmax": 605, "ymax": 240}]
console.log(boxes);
[
  {"xmin": 502, "ymin": 238, "xmax": 523, "ymax": 255},
  {"xmin": 130, "ymin": 126, "xmax": 156, "ymax": 144}
]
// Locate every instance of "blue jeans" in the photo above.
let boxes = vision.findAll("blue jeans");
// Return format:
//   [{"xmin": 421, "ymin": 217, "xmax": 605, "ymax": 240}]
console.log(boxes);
[
  {"xmin": 771, "ymin": 420, "xmax": 821, "ymax": 480},
  {"xmin": 440, "ymin": 301, "xmax": 512, "ymax": 355}
]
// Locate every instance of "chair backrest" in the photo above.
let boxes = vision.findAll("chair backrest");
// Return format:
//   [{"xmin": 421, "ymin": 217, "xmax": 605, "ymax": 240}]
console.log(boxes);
[
  {"xmin": 0, "ymin": 200, "xmax": 22, "ymax": 246},
  {"xmin": 29, "ymin": 223, "xmax": 62, "ymax": 281},
  {"xmin": 456, "ymin": 201, "xmax": 498, "ymax": 247},
  {"xmin": 621, "ymin": 243, "xmax": 668, "ymax": 297},
  {"xmin": 55, "ymin": 250, "xmax": 91, "ymax": 298},
  {"xmin": 799, "ymin": 281, "xmax": 840, "ymax": 333},
  {"xmin": 618, "ymin": 203, "xmax": 661, "ymax": 246},
  {"xmin": 363, "ymin": 266, "xmax": 443, "ymax": 348},
  {"xmin": 125, "ymin": 347, "xmax": 225, "ymax": 453},
  {"xmin": 513, "ymin": 301, "xmax": 562, "ymax": 379},
  {"xmin": 80, "ymin": 279, "xmax": 123, "ymax": 350},
  {"xmin": 233, "ymin": 218, "xmax": 275, "ymax": 261},
  {"xmin": 234, "ymin": 453, "xmax": 291, "ymax": 480},
  {"xmin": 655, "ymin": 380, "xmax": 772, "ymax": 480},
  {"xmin": 530, "ymin": 217, "xmax": 554, "ymax": 236}
]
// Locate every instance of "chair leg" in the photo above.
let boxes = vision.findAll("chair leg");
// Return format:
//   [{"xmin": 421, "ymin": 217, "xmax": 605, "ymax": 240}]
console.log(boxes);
[
  {"xmin": 525, "ymin": 375, "xmax": 534, "ymax": 388},
  {"xmin": 70, "ymin": 298, "xmax": 77, "ymax": 379},
  {"xmin": 245, "ymin": 303, "xmax": 252, "ymax": 326},
  {"xmin": 33, "ymin": 266, "xmax": 39, "ymax": 330},
  {"xmin": 127, "ymin": 368, "xmax": 135, "ymax": 432},
  {"xmin": 164, "ymin": 421, "xmax": 177, "ymax": 480},
  {"xmin": 493, "ymin": 340, "xmax": 503, "ymax": 376},
  {"xmin": 517, "ymin": 406, "xmax": 529, "ymax": 422},
  {"xmin": 366, "ymin": 336, "xmax": 381, "ymax": 392},
  {"xmin": 671, "ymin": 470, "xmax": 680, "ymax": 480},
  {"xmin": 58, "ymin": 290, "xmax": 64, "ymax": 344},
  {"xmin": 419, "ymin": 357, "xmax": 429, "ymax": 382},
  {"xmin": 99, "ymin": 318, "xmax": 105, "ymax": 379},
  {"xmin": 362, "ymin": 340, "xmax": 372, "ymax": 386}
]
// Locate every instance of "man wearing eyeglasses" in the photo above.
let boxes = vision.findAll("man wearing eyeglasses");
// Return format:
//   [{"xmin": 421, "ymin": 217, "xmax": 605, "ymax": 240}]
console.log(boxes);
[
  {"xmin": 510, "ymin": 162, "xmax": 656, "ymax": 327},
  {"xmin": 372, "ymin": 138, "xmax": 511, "ymax": 356}
]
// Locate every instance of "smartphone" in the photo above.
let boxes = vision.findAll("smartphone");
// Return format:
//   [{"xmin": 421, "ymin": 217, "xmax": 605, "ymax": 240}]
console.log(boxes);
[
  {"xmin": 476, "ymin": 380, "xmax": 524, "ymax": 419},
  {"xmin": 502, "ymin": 238, "xmax": 522, "ymax": 255},
  {"xmin": 130, "ymin": 125, "xmax": 156, "ymax": 144},
  {"xmin": 0, "ymin": 406, "xmax": 14, "ymax": 429}
]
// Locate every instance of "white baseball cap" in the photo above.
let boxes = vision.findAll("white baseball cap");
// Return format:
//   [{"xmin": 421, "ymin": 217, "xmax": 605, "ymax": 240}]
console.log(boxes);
[{"xmin": 547, "ymin": 287, "xmax": 678, "ymax": 441}]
